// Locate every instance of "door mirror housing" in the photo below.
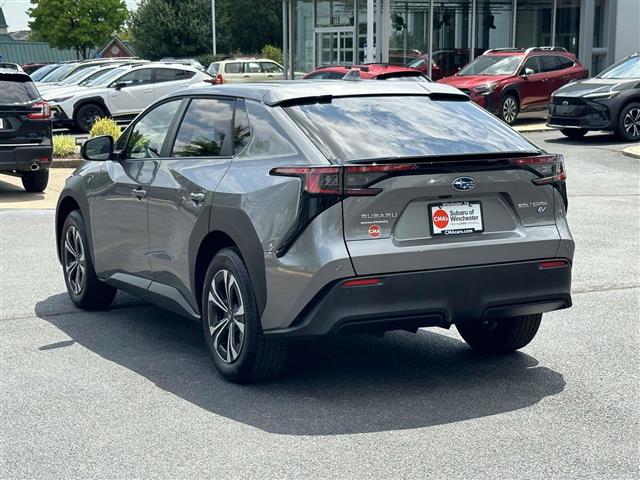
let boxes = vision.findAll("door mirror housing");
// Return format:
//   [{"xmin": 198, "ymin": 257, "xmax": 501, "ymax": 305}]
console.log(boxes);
[
  {"xmin": 112, "ymin": 81, "xmax": 127, "ymax": 90},
  {"xmin": 81, "ymin": 135, "xmax": 114, "ymax": 161},
  {"xmin": 522, "ymin": 67, "xmax": 535, "ymax": 77}
]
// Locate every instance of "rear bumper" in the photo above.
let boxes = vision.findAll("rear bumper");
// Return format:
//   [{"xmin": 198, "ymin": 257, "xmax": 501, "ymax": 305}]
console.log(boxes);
[
  {"xmin": 0, "ymin": 144, "xmax": 53, "ymax": 172},
  {"xmin": 264, "ymin": 259, "xmax": 572, "ymax": 339}
]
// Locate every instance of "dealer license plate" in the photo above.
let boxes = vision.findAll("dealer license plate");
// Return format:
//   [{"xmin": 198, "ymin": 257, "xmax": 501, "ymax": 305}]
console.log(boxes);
[{"xmin": 429, "ymin": 201, "xmax": 484, "ymax": 236}]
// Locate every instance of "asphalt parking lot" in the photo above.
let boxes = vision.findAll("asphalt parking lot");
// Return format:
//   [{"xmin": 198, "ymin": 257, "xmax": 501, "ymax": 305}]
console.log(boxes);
[{"xmin": 1, "ymin": 130, "xmax": 638, "ymax": 479}]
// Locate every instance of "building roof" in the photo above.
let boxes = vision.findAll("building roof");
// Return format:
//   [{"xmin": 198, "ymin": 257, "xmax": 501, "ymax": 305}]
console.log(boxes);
[
  {"xmin": 171, "ymin": 80, "xmax": 467, "ymax": 106},
  {"xmin": 99, "ymin": 36, "xmax": 136, "ymax": 58},
  {"xmin": 0, "ymin": 39, "xmax": 81, "ymax": 64}
]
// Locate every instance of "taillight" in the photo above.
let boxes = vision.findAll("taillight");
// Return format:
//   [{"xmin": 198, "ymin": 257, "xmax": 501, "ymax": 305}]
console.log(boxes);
[
  {"xmin": 510, "ymin": 154, "xmax": 566, "ymax": 184},
  {"xmin": 215, "ymin": 74, "xmax": 224, "ymax": 85},
  {"xmin": 270, "ymin": 164, "xmax": 416, "ymax": 197},
  {"xmin": 539, "ymin": 260, "xmax": 569, "ymax": 269},
  {"xmin": 27, "ymin": 101, "xmax": 51, "ymax": 120}
]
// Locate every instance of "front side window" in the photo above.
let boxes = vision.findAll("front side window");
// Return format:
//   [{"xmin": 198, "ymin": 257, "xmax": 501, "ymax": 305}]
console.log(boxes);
[
  {"xmin": 458, "ymin": 55, "xmax": 523, "ymax": 76},
  {"xmin": 521, "ymin": 57, "xmax": 542, "ymax": 75},
  {"xmin": 284, "ymin": 96, "xmax": 538, "ymax": 162},
  {"xmin": 261, "ymin": 62, "xmax": 283, "ymax": 73},
  {"xmin": 125, "ymin": 100, "xmax": 182, "ymax": 159},
  {"xmin": 172, "ymin": 98, "xmax": 234, "ymax": 157},
  {"xmin": 115, "ymin": 69, "xmax": 153, "ymax": 87}
]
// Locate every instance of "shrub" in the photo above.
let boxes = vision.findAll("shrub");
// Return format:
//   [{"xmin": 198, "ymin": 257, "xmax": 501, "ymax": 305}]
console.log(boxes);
[
  {"xmin": 52, "ymin": 135, "xmax": 77, "ymax": 158},
  {"xmin": 90, "ymin": 117, "xmax": 122, "ymax": 140},
  {"xmin": 261, "ymin": 44, "xmax": 283, "ymax": 65}
]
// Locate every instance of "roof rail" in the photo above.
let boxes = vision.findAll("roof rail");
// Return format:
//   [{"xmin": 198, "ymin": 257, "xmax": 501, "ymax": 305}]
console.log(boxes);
[
  {"xmin": 525, "ymin": 46, "xmax": 568, "ymax": 54},
  {"xmin": 483, "ymin": 48, "xmax": 525, "ymax": 54}
]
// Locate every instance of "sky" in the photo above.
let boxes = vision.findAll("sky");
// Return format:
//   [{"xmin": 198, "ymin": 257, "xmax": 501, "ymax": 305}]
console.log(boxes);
[{"xmin": 1, "ymin": 0, "xmax": 141, "ymax": 32}]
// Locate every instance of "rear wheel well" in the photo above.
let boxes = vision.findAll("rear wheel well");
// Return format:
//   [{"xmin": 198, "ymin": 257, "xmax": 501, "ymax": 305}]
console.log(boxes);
[
  {"xmin": 194, "ymin": 231, "xmax": 240, "ymax": 313},
  {"xmin": 56, "ymin": 196, "xmax": 80, "ymax": 260}
]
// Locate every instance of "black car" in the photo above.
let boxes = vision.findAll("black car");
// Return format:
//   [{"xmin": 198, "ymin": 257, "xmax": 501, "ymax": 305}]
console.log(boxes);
[
  {"xmin": 0, "ymin": 69, "xmax": 52, "ymax": 192},
  {"xmin": 547, "ymin": 52, "xmax": 640, "ymax": 141}
]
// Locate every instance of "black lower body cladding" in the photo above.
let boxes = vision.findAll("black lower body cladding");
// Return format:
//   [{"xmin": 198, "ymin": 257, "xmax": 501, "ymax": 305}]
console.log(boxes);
[{"xmin": 264, "ymin": 259, "xmax": 572, "ymax": 339}]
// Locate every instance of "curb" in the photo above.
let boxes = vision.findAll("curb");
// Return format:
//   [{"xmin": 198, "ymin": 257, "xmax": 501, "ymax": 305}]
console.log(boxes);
[
  {"xmin": 621, "ymin": 147, "xmax": 640, "ymax": 160},
  {"xmin": 52, "ymin": 159, "xmax": 83, "ymax": 168},
  {"xmin": 513, "ymin": 125, "xmax": 555, "ymax": 134}
]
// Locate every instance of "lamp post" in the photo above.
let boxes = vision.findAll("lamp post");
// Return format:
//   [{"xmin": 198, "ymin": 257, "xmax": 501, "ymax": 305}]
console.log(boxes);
[{"xmin": 212, "ymin": 0, "xmax": 217, "ymax": 56}]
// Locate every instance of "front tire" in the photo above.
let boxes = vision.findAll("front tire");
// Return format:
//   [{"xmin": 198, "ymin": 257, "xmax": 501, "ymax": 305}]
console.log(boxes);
[
  {"xmin": 616, "ymin": 102, "xmax": 640, "ymax": 142},
  {"xmin": 201, "ymin": 248, "xmax": 286, "ymax": 383},
  {"xmin": 75, "ymin": 103, "xmax": 106, "ymax": 132},
  {"xmin": 499, "ymin": 94, "xmax": 519, "ymax": 125},
  {"xmin": 560, "ymin": 128, "xmax": 588, "ymax": 139},
  {"xmin": 61, "ymin": 210, "xmax": 117, "ymax": 310},
  {"xmin": 21, "ymin": 170, "xmax": 49, "ymax": 192},
  {"xmin": 456, "ymin": 314, "xmax": 542, "ymax": 354}
]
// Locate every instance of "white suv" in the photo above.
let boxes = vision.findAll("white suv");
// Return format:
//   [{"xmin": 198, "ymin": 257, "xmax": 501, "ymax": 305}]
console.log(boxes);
[
  {"xmin": 207, "ymin": 58, "xmax": 285, "ymax": 84},
  {"xmin": 44, "ymin": 63, "xmax": 212, "ymax": 132}
]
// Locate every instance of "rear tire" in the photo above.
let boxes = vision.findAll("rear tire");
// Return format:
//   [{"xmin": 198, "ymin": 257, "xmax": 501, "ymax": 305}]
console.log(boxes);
[
  {"xmin": 456, "ymin": 314, "xmax": 542, "ymax": 354},
  {"xmin": 560, "ymin": 128, "xmax": 588, "ymax": 139},
  {"xmin": 21, "ymin": 170, "xmax": 49, "ymax": 192},
  {"xmin": 75, "ymin": 103, "xmax": 106, "ymax": 133},
  {"xmin": 201, "ymin": 248, "xmax": 286, "ymax": 383},
  {"xmin": 61, "ymin": 210, "xmax": 117, "ymax": 310},
  {"xmin": 616, "ymin": 102, "xmax": 640, "ymax": 142},
  {"xmin": 499, "ymin": 94, "xmax": 519, "ymax": 125}
]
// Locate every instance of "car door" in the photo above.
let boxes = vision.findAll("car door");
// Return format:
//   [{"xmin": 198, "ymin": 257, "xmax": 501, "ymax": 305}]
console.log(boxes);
[
  {"xmin": 89, "ymin": 99, "xmax": 183, "ymax": 283},
  {"xmin": 107, "ymin": 68, "xmax": 154, "ymax": 116},
  {"xmin": 152, "ymin": 68, "xmax": 196, "ymax": 99},
  {"xmin": 146, "ymin": 96, "xmax": 237, "ymax": 312},
  {"xmin": 221, "ymin": 62, "xmax": 243, "ymax": 83},
  {"xmin": 518, "ymin": 56, "xmax": 546, "ymax": 109},
  {"xmin": 260, "ymin": 61, "xmax": 285, "ymax": 81},
  {"xmin": 539, "ymin": 55, "xmax": 564, "ymax": 102},
  {"xmin": 243, "ymin": 61, "xmax": 263, "ymax": 82}
]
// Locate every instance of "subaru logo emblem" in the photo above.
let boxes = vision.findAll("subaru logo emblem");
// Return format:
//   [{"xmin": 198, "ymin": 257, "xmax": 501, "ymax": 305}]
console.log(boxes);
[
  {"xmin": 452, "ymin": 177, "xmax": 476, "ymax": 191},
  {"xmin": 562, "ymin": 100, "xmax": 569, "ymax": 105}
]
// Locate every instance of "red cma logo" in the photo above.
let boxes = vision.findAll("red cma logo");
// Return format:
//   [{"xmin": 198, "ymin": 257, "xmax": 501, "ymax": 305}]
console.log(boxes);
[
  {"xmin": 433, "ymin": 209, "xmax": 449, "ymax": 229},
  {"xmin": 368, "ymin": 224, "xmax": 381, "ymax": 238}
]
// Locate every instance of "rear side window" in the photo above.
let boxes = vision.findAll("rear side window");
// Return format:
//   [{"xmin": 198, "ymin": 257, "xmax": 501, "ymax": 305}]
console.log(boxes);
[
  {"xmin": 0, "ymin": 75, "xmax": 40, "ymax": 104},
  {"xmin": 172, "ymin": 98, "xmax": 234, "ymax": 157},
  {"xmin": 556, "ymin": 56, "xmax": 575, "ymax": 69},
  {"xmin": 284, "ymin": 96, "xmax": 538, "ymax": 161},
  {"xmin": 244, "ymin": 62, "xmax": 261, "ymax": 73},
  {"xmin": 234, "ymin": 99, "xmax": 251, "ymax": 155},
  {"xmin": 261, "ymin": 62, "xmax": 283, "ymax": 73},
  {"xmin": 540, "ymin": 56, "xmax": 561, "ymax": 72},
  {"xmin": 155, "ymin": 69, "xmax": 195, "ymax": 82},
  {"xmin": 225, "ymin": 62, "xmax": 242, "ymax": 74}
]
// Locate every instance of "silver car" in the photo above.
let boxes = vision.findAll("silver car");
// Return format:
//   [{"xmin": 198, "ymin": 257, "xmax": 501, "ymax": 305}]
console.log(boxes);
[{"xmin": 56, "ymin": 81, "xmax": 574, "ymax": 383}]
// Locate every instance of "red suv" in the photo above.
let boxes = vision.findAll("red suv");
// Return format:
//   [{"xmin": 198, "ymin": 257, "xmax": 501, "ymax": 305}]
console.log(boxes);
[
  {"xmin": 437, "ymin": 47, "xmax": 588, "ymax": 124},
  {"xmin": 303, "ymin": 64, "xmax": 429, "ymax": 81}
]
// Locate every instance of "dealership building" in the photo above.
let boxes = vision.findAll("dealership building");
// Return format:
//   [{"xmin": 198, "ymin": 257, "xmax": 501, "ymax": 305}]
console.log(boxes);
[{"xmin": 281, "ymin": 0, "xmax": 640, "ymax": 77}]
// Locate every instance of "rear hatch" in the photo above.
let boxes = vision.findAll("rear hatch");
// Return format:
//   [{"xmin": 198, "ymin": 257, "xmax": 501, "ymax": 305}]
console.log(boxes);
[
  {"xmin": 0, "ymin": 72, "xmax": 50, "ymax": 146},
  {"xmin": 284, "ymin": 94, "xmax": 566, "ymax": 275}
]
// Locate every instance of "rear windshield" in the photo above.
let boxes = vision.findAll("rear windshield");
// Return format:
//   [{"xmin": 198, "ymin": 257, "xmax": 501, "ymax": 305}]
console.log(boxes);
[
  {"xmin": 208, "ymin": 62, "xmax": 220, "ymax": 75},
  {"xmin": 284, "ymin": 95, "xmax": 538, "ymax": 161},
  {"xmin": 0, "ymin": 75, "xmax": 40, "ymax": 104}
]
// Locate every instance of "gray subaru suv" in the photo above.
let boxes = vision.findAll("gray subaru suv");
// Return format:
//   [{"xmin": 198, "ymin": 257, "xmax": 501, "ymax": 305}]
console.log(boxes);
[{"xmin": 56, "ymin": 81, "xmax": 573, "ymax": 383}]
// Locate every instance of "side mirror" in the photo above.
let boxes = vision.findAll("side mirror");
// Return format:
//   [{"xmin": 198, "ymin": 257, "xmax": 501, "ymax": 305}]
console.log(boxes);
[
  {"xmin": 522, "ymin": 67, "xmax": 535, "ymax": 77},
  {"xmin": 112, "ymin": 82, "xmax": 127, "ymax": 90},
  {"xmin": 81, "ymin": 135, "xmax": 114, "ymax": 161}
]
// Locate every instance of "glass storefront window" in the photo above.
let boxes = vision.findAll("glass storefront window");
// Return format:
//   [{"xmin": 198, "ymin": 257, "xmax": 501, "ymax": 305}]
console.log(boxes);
[
  {"xmin": 475, "ymin": 0, "xmax": 513, "ymax": 54},
  {"xmin": 315, "ymin": 0, "xmax": 356, "ymax": 27},
  {"xmin": 515, "ymin": 0, "xmax": 552, "ymax": 48},
  {"xmin": 293, "ymin": 0, "xmax": 315, "ymax": 74},
  {"xmin": 555, "ymin": 0, "xmax": 580, "ymax": 54},
  {"xmin": 432, "ymin": 1, "xmax": 472, "ymax": 76}
]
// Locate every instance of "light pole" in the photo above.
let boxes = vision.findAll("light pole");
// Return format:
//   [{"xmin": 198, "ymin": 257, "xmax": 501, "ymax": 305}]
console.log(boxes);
[{"xmin": 212, "ymin": 0, "xmax": 217, "ymax": 57}]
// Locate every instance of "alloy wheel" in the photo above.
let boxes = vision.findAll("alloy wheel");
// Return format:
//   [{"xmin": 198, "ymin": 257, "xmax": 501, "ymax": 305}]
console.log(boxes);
[
  {"xmin": 502, "ymin": 97, "xmax": 517, "ymax": 124},
  {"xmin": 624, "ymin": 108, "xmax": 640, "ymax": 138},
  {"xmin": 63, "ymin": 226, "xmax": 86, "ymax": 295},
  {"xmin": 207, "ymin": 269, "xmax": 246, "ymax": 363}
]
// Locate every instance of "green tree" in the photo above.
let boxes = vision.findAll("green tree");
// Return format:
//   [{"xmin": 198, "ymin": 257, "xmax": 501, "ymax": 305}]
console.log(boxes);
[
  {"xmin": 217, "ymin": 0, "xmax": 282, "ymax": 54},
  {"xmin": 29, "ymin": 0, "xmax": 128, "ymax": 59},
  {"xmin": 130, "ymin": 0, "xmax": 212, "ymax": 60}
]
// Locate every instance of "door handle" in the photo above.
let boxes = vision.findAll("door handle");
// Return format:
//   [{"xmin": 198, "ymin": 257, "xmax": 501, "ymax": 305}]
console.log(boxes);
[
  {"xmin": 132, "ymin": 188, "xmax": 147, "ymax": 199},
  {"xmin": 243, "ymin": 75, "xmax": 251, "ymax": 78},
  {"xmin": 190, "ymin": 192, "xmax": 205, "ymax": 203},
  {"xmin": 143, "ymin": 89, "xmax": 153, "ymax": 93}
]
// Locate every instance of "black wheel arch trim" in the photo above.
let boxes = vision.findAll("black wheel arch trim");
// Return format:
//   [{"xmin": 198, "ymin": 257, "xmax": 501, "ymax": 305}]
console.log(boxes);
[
  {"xmin": 501, "ymin": 85, "xmax": 521, "ymax": 106},
  {"xmin": 72, "ymin": 97, "xmax": 110, "ymax": 120},
  {"xmin": 55, "ymin": 184, "xmax": 93, "ymax": 265},
  {"xmin": 204, "ymin": 205, "xmax": 268, "ymax": 316}
]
